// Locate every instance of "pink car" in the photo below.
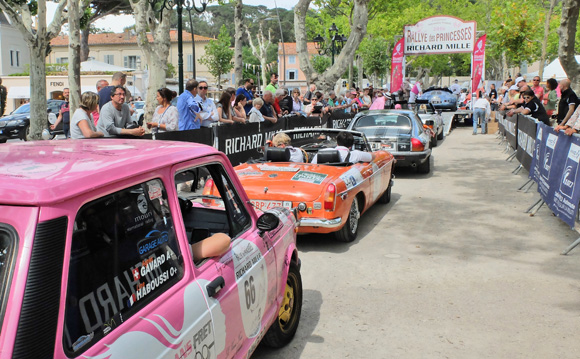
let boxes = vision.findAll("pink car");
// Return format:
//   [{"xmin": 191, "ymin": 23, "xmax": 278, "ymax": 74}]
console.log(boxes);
[{"xmin": 0, "ymin": 139, "xmax": 302, "ymax": 358}]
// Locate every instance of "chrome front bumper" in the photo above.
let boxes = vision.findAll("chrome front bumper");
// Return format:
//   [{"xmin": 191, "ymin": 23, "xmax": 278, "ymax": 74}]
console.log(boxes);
[{"xmin": 299, "ymin": 217, "xmax": 343, "ymax": 228}]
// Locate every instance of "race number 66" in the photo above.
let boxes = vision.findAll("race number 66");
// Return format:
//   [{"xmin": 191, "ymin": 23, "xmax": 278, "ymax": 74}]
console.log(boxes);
[{"xmin": 244, "ymin": 276, "xmax": 256, "ymax": 310}]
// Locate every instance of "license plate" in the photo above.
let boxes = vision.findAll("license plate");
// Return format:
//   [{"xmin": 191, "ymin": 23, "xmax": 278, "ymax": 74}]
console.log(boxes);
[
  {"xmin": 381, "ymin": 142, "xmax": 393, "ymax": 149},
  {"xmin": 251, "ymin": 200, "xmax": 292, "ymax": 211}
]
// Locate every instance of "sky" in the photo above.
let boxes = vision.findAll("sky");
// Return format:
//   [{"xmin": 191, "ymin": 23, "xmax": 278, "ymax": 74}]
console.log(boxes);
[{"xmin": 47, "ymin": 0, "xmax": 300, "ymax": 34}]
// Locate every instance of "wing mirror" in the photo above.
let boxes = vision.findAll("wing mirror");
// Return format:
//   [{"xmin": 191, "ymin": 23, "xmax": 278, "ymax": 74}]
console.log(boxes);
[{"xmin": 257, "ymin": 212, "xmax": 280, "ymax": 235}]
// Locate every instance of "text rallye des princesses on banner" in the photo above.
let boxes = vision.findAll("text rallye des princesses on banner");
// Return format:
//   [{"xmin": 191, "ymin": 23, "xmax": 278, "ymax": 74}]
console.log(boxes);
[{"xmin": 404, "ymin": 16, "xmax": 476, "ymax": 55}]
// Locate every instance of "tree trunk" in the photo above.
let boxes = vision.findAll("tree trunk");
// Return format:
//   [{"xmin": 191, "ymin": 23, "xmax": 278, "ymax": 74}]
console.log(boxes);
[
  {"xmin": 81, "ymin": 26, "xmax": 90, "ymax": 62},
  {"xmin": 233, "ymin": 0, "xmax": 244, "ymax": 86},
  {"xmin": 558, "ymin": 0, "xmax": 580, "ymax": 90},
  {"xmin": 539, "ymin": 0, "xmax": 557, "ymax": 80},
  {"xmin": 0, "ymin": 0, "xmax": 68, "ymax": 140},
  {"xmin": 246, "ymin": 24, "xmax": 270, "ymax": 92},
  {"xmin": 348, "ymin": 61, "xmax": 353, "ymax": 90},
  {"xmin": 357, "ymin": 55, "xmax": 363, "ymax": 89},
  {"xmin": 295, "ymin": 0, "xmax": 370, "ymax": 92},
  {"xmin": 131, "ymin": 0, "xmax": 171, "ymax": 126},
  {"xmin": 68, "ymin": 0, "xmax": 81, "ymax": 114}
]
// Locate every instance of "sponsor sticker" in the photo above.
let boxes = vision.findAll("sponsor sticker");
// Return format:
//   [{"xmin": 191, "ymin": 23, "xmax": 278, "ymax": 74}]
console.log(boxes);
[
  {"xmin": 148, "ymin": 182, "xmax": 163, "ymax": 200},
  {"xmin": 257, "ymin": 165, "xmax": 299, "ymax": 172},
  {"xmin": 291, "ymin": 171, "xmax": 328, "ymax": 184},
  {"xmin": 237, "ymin": 171, "xmax": 262, "ymax": 176}
]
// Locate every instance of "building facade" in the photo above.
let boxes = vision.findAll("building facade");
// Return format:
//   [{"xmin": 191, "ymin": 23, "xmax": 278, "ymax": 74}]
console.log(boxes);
[
  {"xmin": 277, "ymin": 42, "xmax": 318, "ymax": 93},
  {"xmin": 0, "ymin": 12, "xmax": 31, "ymax": 77}
]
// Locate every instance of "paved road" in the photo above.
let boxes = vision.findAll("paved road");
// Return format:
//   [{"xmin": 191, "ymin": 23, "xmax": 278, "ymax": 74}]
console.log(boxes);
[{"xmin": 254, "ymin": 125, "xmax": 580, "ymax": 358}]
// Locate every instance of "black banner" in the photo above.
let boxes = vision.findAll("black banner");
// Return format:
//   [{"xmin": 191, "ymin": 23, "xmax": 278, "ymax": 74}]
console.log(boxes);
[
  {"xmin": 286, "ymin": 115, "xmax": 327, "ymax": 130},
  {"xmin": 153, "ymin": 127, "xmax": 214, "ymax": 146},
  {"xmin": 215, "ymin": 119, "xmax": 287, "ymax": 166},
  {"xmin": 505, "ymin": 114, "xmax": 518, "ymax": 150},
  {"xmin": 516, "ymin": 115, "xmax": 537, "ymax": 172},
  {"xmin": 326, "ymin": 111, "xmax": 355, "ymax": 129}
]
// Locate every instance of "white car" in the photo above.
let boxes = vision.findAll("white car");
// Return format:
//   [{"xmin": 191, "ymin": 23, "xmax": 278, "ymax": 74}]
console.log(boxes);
[
  {"xmin": 131, "ymin": 101, "xmax": 145, "ymax": 125},
  {"xmin": 416, "ymin": 100, "xmax": 444, "ymax": 147}
]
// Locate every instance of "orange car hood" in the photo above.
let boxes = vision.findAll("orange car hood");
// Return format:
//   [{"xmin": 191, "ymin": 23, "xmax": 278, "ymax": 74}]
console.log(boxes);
[{"xmin": 235, "ymin": 162, "xmax": 345, "ymax": 201}]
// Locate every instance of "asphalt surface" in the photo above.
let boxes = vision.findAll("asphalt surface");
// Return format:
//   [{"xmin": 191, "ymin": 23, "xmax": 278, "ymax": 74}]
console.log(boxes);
[{"xmin": 253, "ymin": 123, "xmax": 580, "ymax": 358}]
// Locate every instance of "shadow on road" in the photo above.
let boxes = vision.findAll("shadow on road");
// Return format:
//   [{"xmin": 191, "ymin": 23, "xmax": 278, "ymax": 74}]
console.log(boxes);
[{"xmin": 252, "ymin": 289, "xmax": 323, "ymax": 359}]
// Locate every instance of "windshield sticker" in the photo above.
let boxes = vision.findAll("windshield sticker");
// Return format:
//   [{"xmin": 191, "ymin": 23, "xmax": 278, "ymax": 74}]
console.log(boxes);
[
  {"xmin": 340, "ymin": 168, "xmax": 364, "ymax": 190},
  {"xmin": 257, "ymin": 165, "xmax": 300, "ymax": 172},
  {"xmin": 237, "ymin": 171, "xmax": 262, "ymax": 176},
  {"xmin": 291, "ymin": 171, "xmax": 328, "ymax": 184},
  {"xmin": 148, "ymin": 182, "xmax": 163, "ymax": 200},
  {"xmin": 137, "ymin": 194, "xmax": 148, "ymax": 214}
]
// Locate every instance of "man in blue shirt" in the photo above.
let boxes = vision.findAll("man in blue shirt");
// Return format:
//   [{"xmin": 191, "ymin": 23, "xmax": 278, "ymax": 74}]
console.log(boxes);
[
  {"xmin": 194, "ymin": 81, "xmax": 219, "ymax": 128},
  {"xmin": 236, "ymin": 78, "xmax": 254, "ymax": 115},
  {"xmin": 177, "ymin": 79, "xmax": 201, "ymax": 130}
]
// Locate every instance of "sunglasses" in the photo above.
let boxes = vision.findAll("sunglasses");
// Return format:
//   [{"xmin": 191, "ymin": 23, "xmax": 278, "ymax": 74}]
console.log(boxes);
[
  {"xmin": 523, "ymin": 96, "xmax": 532, "ymax": 100},
  {"xmin": 199, "ymin": 86, "xmax": 208, "ymax": 90},
  {"xmin": 113, "ymin": 92, "xmax": 125, "ymax": 97},
  {"xmin": 533, "ymin": 79, "xmax": 540, "ymax": 81}
]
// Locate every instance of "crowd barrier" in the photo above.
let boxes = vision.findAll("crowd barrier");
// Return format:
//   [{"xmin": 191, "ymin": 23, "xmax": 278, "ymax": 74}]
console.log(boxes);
[
  {"xmin": 144, "ymin": 112, "xmax": 356, "ymax": 165},
  {"xmin": 496, "ymin": 112, "xmax": 580, "ymax": 253}
]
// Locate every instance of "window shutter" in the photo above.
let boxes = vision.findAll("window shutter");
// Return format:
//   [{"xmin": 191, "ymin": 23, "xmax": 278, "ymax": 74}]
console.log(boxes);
[{"xmin": 124, "ymin": 56, "xmax": 128, "ymax": 68}]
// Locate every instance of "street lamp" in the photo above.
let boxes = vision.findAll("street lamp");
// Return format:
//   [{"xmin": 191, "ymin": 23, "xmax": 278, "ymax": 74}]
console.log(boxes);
[
  {"xmin": 149, "ymin": 0, "xmax": 208, "ymax": 94},
  {"xmin": 313, "ymin": 23, "xmax": 347, "ymax": 65}
]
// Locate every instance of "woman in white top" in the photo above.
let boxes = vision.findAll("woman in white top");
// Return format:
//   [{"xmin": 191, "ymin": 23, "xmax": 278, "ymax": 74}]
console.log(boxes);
[
  {"xmin": 70, "ymin": 91, "xmax": 104, "ymax": 139},
  {"xmin": 147, "ymin": 88, "xmax": 179, "ymax": 132}
]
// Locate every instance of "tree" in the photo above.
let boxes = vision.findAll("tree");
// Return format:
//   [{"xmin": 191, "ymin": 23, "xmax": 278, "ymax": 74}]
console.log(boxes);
[
  {"xmin": 246, "ymin": 23, "xmax": 273, "ymax": 89},
  {"xmin": 233, "ymin": 0, "xmax": 244, "ymax": 86},
  {"xmin": 539, "ymin": 0, "xmax": 559, "ymax": 79},
  {"xmin": 312, "ymin": 55, "xmax": 331, "ymax": 74},
  {"xmin": 68, "ymin": 0, "xmax": 92, "ymax": 115},
  {"xmin": 295, "ymin": 0, "xmax": 370, "ymax": 91},
  {"xmin": 357, "ymin": 36, "xmax": 388, "ymax": 86},
  {"xmin": 559, "ymin": 0, "xmax": 580, "ymax": 89},
  {"xmin": 130, "ymin": 0, "xmax": 172, "ymax": 124},
  {"xmin": 200, "ymin": 24, "xmax": 234, "ymax": 89},
  {"xmin": 0, "ymin": 0, "xmax": 68, "ymax": 140}
]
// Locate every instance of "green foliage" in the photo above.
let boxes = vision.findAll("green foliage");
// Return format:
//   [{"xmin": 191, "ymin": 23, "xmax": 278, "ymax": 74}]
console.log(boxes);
[
  {"xmin": 199, "ymin": 24, "xmax": 234, "ymax": 89},
  {"xmin": 312, "ymin": 55, "xmax": 331, "ymax": 74},
  {"xmin": 166, "ymin": 63, "xmax": 176, "ymax": 78},
  {"xmin": 358, "ymin": 37, "xmax": 388, "ymax": 78}
]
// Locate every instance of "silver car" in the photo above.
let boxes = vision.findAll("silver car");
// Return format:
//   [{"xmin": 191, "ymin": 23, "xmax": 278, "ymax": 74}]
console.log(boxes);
[{"xmin": 348, "ymin": 109, "xmax": 432, "ymax": 173}]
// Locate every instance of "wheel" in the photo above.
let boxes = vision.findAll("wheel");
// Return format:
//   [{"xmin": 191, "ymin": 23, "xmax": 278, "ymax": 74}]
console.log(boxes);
[
  {"xmin": 417, "ymin": 156, "xmax": 431, "ymax": 174},
  {"xmin": 335, "ymin": 196, "xmax": 361, "ymax": 242},
  {"xmin": 263, "ymin": 261, "xmax": 302, "ymax": 348},
  {"xmin": 19, "ymin": 125, "xmax": 29, "ymax": 141},
  {"xmin": 430, "ymin": 135, "xmax": 438, "ymax": 147},
  {"xmin": 378, "ymin": 179, "xmax": 392, "ymax": 204},
  {"xmin": 437, "ymin": 129, "xmax": 444, "ymax": 140}
]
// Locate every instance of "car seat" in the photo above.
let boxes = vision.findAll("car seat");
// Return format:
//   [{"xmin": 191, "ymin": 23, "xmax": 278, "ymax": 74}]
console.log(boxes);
[
  {"xmin": 265, "ymin": 147, "xmax": 291, "ymax": 162},
  {"xmin": 316, "ymin": 150, "xmax": 341, "ymax": 164}
]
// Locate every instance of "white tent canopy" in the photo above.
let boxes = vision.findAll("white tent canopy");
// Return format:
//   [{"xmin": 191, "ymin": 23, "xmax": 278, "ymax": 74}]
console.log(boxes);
[
  {"xmin": 526, "ymin": 55, "xmax": 580, "ymax": 81},
  {"xmin": 80, "ymin": 60, "xmax": 135, "ymax": 73}
]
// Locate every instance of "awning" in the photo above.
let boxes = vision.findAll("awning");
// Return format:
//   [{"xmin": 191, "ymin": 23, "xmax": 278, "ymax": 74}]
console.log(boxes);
[
  {"xmin": 6, "ymin": 86, "xmax": 30, "ymax": 99},
  {"xmin": 81, "ymin": 59, "xmax": 135, "ymax": 72}
]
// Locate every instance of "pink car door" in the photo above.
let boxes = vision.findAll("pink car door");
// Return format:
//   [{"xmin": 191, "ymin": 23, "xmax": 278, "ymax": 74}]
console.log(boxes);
[
  {"xmin": 59, "ymin": 177, "xmax": 217, "ymax": 359},
  {"xmin": 172, "ymin": 159, "xmax": 279, "ymax": 358}
]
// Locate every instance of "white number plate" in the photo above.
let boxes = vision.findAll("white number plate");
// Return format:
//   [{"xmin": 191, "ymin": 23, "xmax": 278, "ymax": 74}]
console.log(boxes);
[{"xmin": 251, "ymin": 200, "xmax": 292, "ymax": 211}]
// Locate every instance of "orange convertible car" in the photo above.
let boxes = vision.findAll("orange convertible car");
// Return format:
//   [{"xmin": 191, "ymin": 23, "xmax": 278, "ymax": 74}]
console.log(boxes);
[{"xmin": 229, "ymin": 129, "xmax": 395, "ymax": 242}]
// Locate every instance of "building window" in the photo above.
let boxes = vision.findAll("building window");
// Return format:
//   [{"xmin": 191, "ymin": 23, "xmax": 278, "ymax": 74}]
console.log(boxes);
[
  {"xmin": 10, "ymin": 50, "xmax": 20, "ymax": 67},
  {"xmin": 56, "ymin": 57, "xmax": 68, "ymax": 64},
  {"xmin": 288, "ymin": 55, "xmax": 296, "ymax": 64},
  {"xmin": 124, "ymin": 56, "xmax": 140, "ymax": 69},
  {"xmin": 286, "ymin": 69, "xmax": 298, "ymax": 81},
  {"xmin": 104, "ymin": 55, "xmax": 114, "ymax": 65}
]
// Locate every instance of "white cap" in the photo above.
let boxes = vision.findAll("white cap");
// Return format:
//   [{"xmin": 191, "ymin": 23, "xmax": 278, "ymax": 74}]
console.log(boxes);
[
  {"xmin": 515, "ymin": 77, "xmax": 525, "ymax": 84},
  {"xmin": 509, "ymin": 85, "xmax": 519, "ymax": 91}
]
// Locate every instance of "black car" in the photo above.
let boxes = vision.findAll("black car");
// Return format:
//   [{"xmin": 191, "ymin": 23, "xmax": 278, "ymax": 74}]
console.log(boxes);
[
  {"xmin": 418, "ymin": 87, "xmax": 457, "ymax": 111},
  {"xmin": 347, "ymin": 109, "xmax": 432, "ymax": 173},
  {"xmin": 0, "ymin": 100, "xmax": 64, "ymax": 141}
]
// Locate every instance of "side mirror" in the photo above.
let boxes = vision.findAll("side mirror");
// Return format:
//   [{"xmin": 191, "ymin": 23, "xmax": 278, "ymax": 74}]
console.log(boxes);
[
  {"xmin": 257, "ymin": 212, "xmax": 280, "ymax": 234},
  {"xmin": 425, "ymin": 120, "xmax": 434, "ymax": 127}
]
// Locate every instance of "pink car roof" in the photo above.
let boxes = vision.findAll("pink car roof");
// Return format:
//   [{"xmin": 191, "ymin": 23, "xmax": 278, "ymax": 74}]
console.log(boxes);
[{"xmin": 0, "ymin": 139, "xmax": 219, "ymax": 205}]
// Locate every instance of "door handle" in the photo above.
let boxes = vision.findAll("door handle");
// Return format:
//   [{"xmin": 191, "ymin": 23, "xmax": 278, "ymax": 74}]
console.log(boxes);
[{"xmin": 206, "ymin": 276, "xmax": 225, "ymax": 297}]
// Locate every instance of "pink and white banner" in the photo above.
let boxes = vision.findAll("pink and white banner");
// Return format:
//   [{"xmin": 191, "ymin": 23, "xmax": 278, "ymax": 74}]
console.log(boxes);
[
  {"xmin": 471, "ymin": 34, "xmax": 486, "ymax": 96},
  {"xmin": 390, "ymin": 38, "xmax": 405, "ymax": 93}
]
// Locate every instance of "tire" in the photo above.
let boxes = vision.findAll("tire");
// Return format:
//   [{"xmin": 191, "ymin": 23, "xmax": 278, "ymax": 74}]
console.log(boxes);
[
  {"xmin": 263, "ymin": 261, "xmax": 303, "ymax": 348},
  {"xmin": 335, "ymin": 196, "xmax": 361, "ymax": 242},
  {"xmin": 430, "ymin": 135, "xmax": 438, "ymax": 147},
  {"xmin": 437, "ymin": 129, "xmax": 444, "ymax": 140},
  {"xmin": 19, "ymin": 125, "xmax": 29, "ymax": 141},
  {"xmin": 378, "ymin": 179, "xmax": 392, "ymax": 204},
  {"xmin": 417, "ymin": 156, "xmax": 431, "ymax": 174}
]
